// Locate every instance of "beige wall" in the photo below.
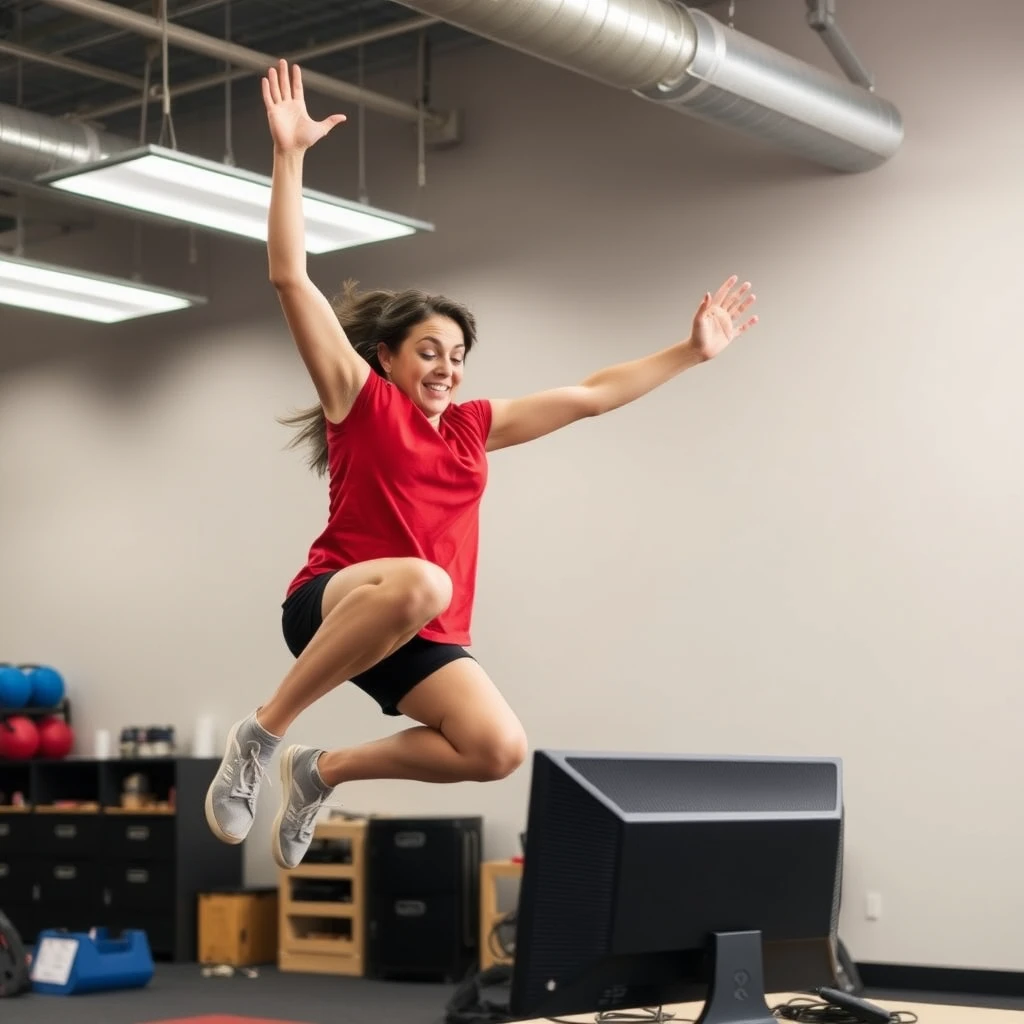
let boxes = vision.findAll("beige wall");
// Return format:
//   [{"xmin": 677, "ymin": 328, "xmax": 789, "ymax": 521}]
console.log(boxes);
[{"xmin": 2, "ymin": 0, "xmax": 1022, "ymax": 972}]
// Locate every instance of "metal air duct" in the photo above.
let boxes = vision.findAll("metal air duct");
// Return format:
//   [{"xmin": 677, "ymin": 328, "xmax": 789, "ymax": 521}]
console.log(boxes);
[
  {"xmin": 0, "ymin": 102, "xmax": 135, "ymax": 181},
  {"xmin": 394, "ymin": 0, "xmax": 903, "ymax": 171}
]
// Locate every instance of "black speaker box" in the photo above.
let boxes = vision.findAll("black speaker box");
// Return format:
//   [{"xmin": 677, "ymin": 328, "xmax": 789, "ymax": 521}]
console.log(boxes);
[{"xmin": 366, "ymin": 815, "xmax": 482, "ymax": 982}]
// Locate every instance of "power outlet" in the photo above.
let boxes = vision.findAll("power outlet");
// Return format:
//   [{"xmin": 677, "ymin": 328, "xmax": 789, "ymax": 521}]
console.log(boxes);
[{"xmin": 865, "ymin": 892, "xmax": 882, "ymax": 920}]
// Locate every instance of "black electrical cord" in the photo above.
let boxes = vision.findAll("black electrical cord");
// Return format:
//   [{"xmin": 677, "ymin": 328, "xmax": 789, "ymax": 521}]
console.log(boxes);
[
  {"xmin": 546, "ymin": 1006, "xmax": 689, "ymax": 1023},
  {"xmin": 771, "ymin": 995, "xmax": 919, "ymax": 1023},
  {"xmin": 489, "ymin": 912, "xmax": 517, "ymax": 963},
  {"xmin": 480, "ymin": 917, "xmax": 914, "ymax": 1024}
]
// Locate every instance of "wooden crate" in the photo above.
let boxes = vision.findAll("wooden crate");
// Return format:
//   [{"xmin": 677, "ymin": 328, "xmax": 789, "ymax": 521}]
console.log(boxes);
[
  {"xmin": 479, "ymin": 858, "xmax": 523, "ymax": 970},
  {"xmin": 278, "ymin": 817, "xmax": 367, "ymax": 976},
  {"xmin": 198, "ymin": 888, "xmax": 278, "ymax": 966}
]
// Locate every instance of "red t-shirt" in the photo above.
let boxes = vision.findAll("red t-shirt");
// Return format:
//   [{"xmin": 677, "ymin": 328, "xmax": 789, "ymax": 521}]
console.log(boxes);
[{"xmin": 286, "ymin": 371, "xmax": 493, "ymax": 646}]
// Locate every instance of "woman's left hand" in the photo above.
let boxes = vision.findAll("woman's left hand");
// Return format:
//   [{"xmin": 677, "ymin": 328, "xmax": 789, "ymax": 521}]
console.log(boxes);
[{"xmin": 690, "ymin": 276, "xmax": 758, "ymax": 360}]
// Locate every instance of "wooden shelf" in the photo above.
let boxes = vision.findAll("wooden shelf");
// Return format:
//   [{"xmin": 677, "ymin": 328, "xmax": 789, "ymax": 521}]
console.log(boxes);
[
  {"xmin": 282, "ymin": 899, "xmax": 354, "ymax": 918},
  {"xmin": 278, "ymin": 817, "xmax": 367, "ymax": 977},
  {"xmin": 104, "ymin": 806, "xmax": 176, "ymax": 815},
  {"xmin": 480, "ymin": 858, "xmax": 523, "ymax": 970},
  {"xmin": 284, "ymin": 862, "xmax": 356, "ymax": 879},
  {"xmin": 34, "ymin": 803, "xmax": 100, "ymax": 814}
]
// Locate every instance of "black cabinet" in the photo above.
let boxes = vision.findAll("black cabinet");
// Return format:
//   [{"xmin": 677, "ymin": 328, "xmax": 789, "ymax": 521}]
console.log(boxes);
[
  {"xmin": 366, "ymin": 815, "xmax": 482, "ymax": 983},
  {"xmin": 0, "ymin": 756, "xmax": 241, "ymax": 961}
]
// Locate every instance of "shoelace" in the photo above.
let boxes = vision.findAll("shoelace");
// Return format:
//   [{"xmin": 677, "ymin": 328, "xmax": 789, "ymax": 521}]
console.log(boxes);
[
  {"xmin": 227, "ymin": 743, "xmax": 269, "ymax": 812},
  {"xmin": 284, "ymin": 784, "xmax": 324, "ymax": 843}
]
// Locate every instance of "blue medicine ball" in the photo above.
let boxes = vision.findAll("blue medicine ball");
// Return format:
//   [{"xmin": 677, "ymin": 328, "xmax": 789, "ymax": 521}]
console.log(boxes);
[
  {"xmin": 25, "ymin": 665, "xmax": 65, "ymax": 708},
  {"xmin": 0, "ymin": 664, "xmax": 32, "ymax": 708}
]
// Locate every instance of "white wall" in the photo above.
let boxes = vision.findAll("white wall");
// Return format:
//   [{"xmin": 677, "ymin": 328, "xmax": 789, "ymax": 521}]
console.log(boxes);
[{"xmin": 2, "ymin": 0, "xmax": 1022, "ymax": 973}]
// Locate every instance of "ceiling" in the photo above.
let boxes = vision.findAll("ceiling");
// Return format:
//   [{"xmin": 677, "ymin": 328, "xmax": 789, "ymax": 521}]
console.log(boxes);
[
  {"xmin": 0, "ymin": 0, "xmax": 481, "ymax": 137},
  {"xmin": 0, "ymin": 0, "xmax": 733, "ymax": 137}
]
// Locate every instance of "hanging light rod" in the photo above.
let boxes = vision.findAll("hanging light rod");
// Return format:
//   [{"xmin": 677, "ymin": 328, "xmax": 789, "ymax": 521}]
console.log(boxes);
[
  {"xmin": 76, "ymin": 15, "xmax": 443, "ymax": 123},
  {"xmin": 39, "ymin": 0, "xmax": 453, "ymax": 132}
]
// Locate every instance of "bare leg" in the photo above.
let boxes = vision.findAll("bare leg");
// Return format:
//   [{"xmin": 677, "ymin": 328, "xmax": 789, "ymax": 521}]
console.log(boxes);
[
  {"xmin": 257, "ymin": 557, "xmax": 453, "ymax": 736},
  {"xmin": 205, "ymin": 557, "xmax": 451, "ymax": 846},
  {"xmin": 270, "ymin": 655, "xmax": 528, "ymax": 868},
  {"xmin": 316, "ymin": 657, "xmax": 529, "ymax": 786}
]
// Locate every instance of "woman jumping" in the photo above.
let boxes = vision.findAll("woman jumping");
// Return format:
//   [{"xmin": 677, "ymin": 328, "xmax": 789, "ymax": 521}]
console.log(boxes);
[{"xmin": 205, "ymin": 60, "xmax": 758, "ymax": 869}]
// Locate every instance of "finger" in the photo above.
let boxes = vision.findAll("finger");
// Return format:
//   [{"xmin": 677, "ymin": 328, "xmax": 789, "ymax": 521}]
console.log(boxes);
[
  {"xmin": 713, "ymin": 275, "xmax": 738, "ymax": 306},
  {"xmin": 261, "ymin": 75, "xmax": 273, "ymax": 111},
  {"xmin": 320, "ymin": 113, "xmax": 347, "ymax": 133},
  {"xmin": 292, "ymin": 62, "xmax": 303, "ymax": 101},
  {"xmin": 267, "ymin": 65, "xmax": 282, "ymax": 104},
  {"xmin": 736, "ymin": 314, "xmax": 759, "ymax": 333},
  {"xmin": 731, "ymin": 294, "xmax": 756, "ymax": 319},
  {"xmin": 724, "ymin": 281, "xmax": 751, "ymax": 312},
  {"xmin": 278, "ymin": 58, "xmax": 291, "ymax": 101}
]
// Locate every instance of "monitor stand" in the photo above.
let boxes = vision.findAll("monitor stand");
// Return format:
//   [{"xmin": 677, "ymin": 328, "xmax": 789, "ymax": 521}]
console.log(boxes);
[{"xmin": 692, "ymin": 931, "xmax": 775, "ymax": 1024}]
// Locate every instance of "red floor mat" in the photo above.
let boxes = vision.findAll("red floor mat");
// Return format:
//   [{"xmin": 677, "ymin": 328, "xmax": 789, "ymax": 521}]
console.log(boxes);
[{"xmin": 141, "ymin": 1017, "xmax": 315, "ymax": 1024}]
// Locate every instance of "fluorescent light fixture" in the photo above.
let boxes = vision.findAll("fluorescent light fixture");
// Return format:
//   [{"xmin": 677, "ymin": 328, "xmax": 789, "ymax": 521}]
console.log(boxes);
[
  {"xmin": 0, "ymin": 252, "xmax": 204, "ymax": 323},
  {"xmin": 39, "ymin": 144, "xmax": 433, "ymax": 254}
]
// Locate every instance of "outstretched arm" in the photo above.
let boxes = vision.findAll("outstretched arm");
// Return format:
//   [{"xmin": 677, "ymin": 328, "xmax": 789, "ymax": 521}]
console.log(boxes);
[
  {"xmin": 485, "ymin": 276, "xmax": 757, "ymax": 452},
  {"xmin": 264, "ymin": 59, "xmax": 369, "ymax": 423}
]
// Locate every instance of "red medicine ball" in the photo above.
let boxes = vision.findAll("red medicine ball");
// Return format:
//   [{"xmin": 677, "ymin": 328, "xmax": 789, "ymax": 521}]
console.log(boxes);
[
  {"xmin": 0, "ymin": 716, "xmax": 40, "ymax": 759},
  {"xmin": 37, "ymin": 717, "xmax": 74, "ymax": 759}
]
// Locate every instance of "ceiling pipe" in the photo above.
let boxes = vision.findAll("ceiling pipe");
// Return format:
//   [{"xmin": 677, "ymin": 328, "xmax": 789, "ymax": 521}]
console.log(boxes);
[
  {"xmin": 0, "ymin": 38, "xmax": 147, "ymax": 91},
  {"xmin": 0, "ymin": 101, "xmax": 135, "ymax": 180},
  {"xmin": 39, "ymin": 0, "xmax": 452, "ymax": 131},
  {"xmin": 393, "ymin": 0, "xmax": 903, "ymax": 171},
  {"xmin": 77, "ymin": 14, "xmax": 442, "ymax": 123},
  {"xmin": 0, "ymin": 0, "xmax": 229, "ymax": 77}
]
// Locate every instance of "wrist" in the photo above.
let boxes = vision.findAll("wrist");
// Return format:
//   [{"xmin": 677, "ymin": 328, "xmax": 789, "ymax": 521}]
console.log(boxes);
[
  {"xmin": 273, "ymin": 146, "xmax": 306, "ymax": 165},
  {"xmin": 677, "ymin": 335, "xmax": 708, "ymax": 365}
]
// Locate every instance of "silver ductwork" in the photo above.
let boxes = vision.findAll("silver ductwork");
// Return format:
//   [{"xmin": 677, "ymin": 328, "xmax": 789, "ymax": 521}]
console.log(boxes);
[
  {"xmin": 395, "ymin": 0, "xmax": 902, "ymax": 171},
  {"xmin": 0, "ymin": 102, "xmax": 135, "ymax": 180}
]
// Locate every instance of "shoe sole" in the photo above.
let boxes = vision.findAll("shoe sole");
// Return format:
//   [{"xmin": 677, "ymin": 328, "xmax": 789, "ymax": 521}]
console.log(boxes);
[
  {"xmin": 203, "ymin": 719, "xmax": 246, "ymax": 845},
  {"xmin": 271, "ymin": 743, "xmax": 303, "ymax": 870}
]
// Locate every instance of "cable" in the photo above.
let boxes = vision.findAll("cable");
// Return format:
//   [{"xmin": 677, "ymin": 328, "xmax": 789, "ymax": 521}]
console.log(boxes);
[
  {"xmin": 771, "ymin": 995, "xmax": 918, "ymax": 1023},
  {"xmin": 488, "ymin": 911, "xmax": 516, "ymax": 964},
  {"xmin": 484, "ymin": 913, "xmax": 691, "ymax": 1024},
  {"xmin": 546, "ymin": 1006, "xmax": 690, "ymax": 1024}
]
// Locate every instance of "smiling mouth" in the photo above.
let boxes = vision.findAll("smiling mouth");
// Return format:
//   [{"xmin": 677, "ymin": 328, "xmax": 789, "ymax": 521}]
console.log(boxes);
[{"xmin": 424, "ymin": 383, "xmax": 450, "ymax": 394}]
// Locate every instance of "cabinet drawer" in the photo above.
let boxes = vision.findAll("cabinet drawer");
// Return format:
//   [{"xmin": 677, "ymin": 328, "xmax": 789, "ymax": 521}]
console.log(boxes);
[
  {"xmin": 0, "ymin": 814, "xmax": 33, "ymax": 854},
  {"xmin": 369, "ymin": 892, "xmax": 461, "ymax": 973},
  {"xmin": 0, "ymin": 857, "xmax": 32, "ymax": 903},
  {"xmin": 36, "ymin": 859, "xmax": 103, "ymax": 907},
  {"xmin": 104, "ymin": 860, "xmax": 175, "ymax": 911},
  {"xmin": 32, "ymin": 814, "xmax": 101, "ymax": 855},
  {"xmin": 103, "ymin": 815, "xmax": 175, "ymax": 860}
]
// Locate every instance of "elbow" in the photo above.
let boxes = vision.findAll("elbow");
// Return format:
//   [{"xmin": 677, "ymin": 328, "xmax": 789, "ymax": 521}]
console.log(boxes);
[
  {"xmin": 269, "ymin": 270, "xmax": 308, "ymax": 292},
  {"xmin": 583, "ymin": 385, "xmax": 609, "ymax": 418}
]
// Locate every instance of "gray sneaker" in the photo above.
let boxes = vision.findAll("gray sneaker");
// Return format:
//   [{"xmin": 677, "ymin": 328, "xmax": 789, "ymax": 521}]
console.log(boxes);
[
  {"xmin": 204, "ymin": 711, "xmax": 280, "ymax": 844},
  {"xmin": 271, "ymin": 744, "xmax": 334, "ymax": 869}
]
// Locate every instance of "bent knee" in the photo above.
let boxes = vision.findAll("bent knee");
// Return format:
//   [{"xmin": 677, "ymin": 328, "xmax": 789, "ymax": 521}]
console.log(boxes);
[
  {"xmin": 467, "ymin": 728, "xmax": 528, "ymax": 782},
  {"xmin": 387, "ymin": 559, "xmax": 452, "ymax": 628}
]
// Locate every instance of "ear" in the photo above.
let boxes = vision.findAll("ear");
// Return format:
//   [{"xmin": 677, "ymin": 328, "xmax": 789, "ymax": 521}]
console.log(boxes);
[{"xmin": 376, "ymin": 341, "xmax": 392, "ymax": 375}]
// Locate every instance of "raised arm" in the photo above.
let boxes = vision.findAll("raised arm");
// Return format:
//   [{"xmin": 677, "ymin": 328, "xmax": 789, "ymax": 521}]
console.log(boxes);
[
  {"xmin": 485, "ymin": 276, "xmax": 757, "ymax": 452},
  {"xmin": 263, "ymin": 59, "xmax": 369, "ymax": 423}
]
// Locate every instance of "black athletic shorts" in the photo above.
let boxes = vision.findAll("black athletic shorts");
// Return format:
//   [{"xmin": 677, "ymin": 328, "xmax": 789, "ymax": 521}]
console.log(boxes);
[{"xmin": 281, "ymin": 571, "xmax": 474, "ymax": 717}]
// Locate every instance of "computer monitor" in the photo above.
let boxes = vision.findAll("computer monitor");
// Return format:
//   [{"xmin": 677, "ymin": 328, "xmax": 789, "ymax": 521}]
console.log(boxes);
[{"xmin": 509, "ymin": 750, "xmax": 845, "ymax": 1024}]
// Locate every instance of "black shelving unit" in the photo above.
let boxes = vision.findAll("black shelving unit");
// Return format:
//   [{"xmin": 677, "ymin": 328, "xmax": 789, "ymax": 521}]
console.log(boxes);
[
  {"xmin": 0, "ymin": 697, "xmax": 72, "ymax": 723},
  {"xmin": 0, "ymin": 756, "xmax": 242, "ymax": 962}
]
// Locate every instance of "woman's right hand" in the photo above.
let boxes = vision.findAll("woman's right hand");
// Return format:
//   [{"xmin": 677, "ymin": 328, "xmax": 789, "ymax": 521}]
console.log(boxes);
[{"xmin": 262, "ymin": 58, "xmax": 346, "ymax": 154}]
